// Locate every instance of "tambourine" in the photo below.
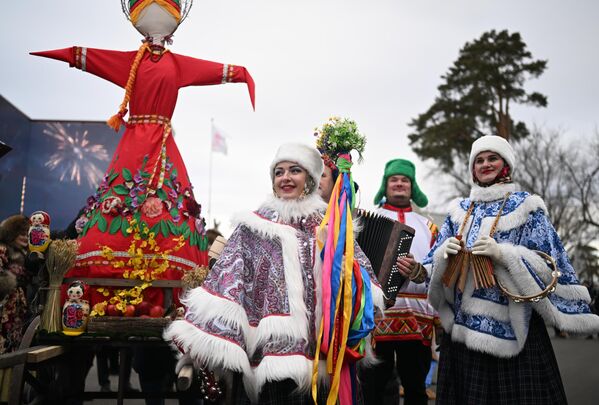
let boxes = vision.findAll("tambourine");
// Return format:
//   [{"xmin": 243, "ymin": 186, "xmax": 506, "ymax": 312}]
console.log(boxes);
[{"xmin": 496, "ymin": 250, "xmax": 561, "ymax": 303}]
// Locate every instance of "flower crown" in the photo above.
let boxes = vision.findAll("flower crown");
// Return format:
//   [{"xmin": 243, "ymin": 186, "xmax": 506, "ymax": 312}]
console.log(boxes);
[{"xmin": 314, "ymin": 116, "xmax": 366, "ymax": 169}]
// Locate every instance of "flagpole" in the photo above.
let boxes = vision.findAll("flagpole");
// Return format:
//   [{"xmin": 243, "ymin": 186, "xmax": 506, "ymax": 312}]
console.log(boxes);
[{"xmin": 208, "ymin": 118, "xmax": 214, "ymax": 228}]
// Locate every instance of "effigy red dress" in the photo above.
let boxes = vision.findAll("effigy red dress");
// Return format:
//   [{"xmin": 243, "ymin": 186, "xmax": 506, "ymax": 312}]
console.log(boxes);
[{"xmin": 32, "ymin": 46, "xmax": 255, "ymax": 307}]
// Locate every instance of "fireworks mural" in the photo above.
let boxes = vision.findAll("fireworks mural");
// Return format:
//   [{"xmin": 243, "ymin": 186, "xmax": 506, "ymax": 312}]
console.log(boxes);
[
  {"xmin": 0, "ymin": 95, "xmax": 121, "ymax": 228},
  {"xmin": 43, "ymin": 122, "xmax": 110, "ymax": 188}
]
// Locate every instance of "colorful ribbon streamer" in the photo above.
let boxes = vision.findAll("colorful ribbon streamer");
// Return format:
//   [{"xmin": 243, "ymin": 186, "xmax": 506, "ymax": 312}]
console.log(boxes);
[{"xmin": 312, "ymin": 154, "xmax": 375, "ymax": 405}]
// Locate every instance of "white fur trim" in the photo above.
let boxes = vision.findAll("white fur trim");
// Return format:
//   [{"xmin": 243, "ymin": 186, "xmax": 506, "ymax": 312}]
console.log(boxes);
[
  {"xmin": 317, "ymin": 360, "xmax": 330, "ymax": 387},
  {"xmin": 469, "ymin": 183, "xmax": 516, "ymax": 202},
  {"xmin": 450, "ymin": 323, "xmax": 523, "ymax": 358},
  {"xmin": 446, "ymin": 197, "xmax": 473, "ymax": 235},
  {"xmin": 498, "ymin": 243, "xmax": 599, "ymax": 335},
  {"xmin": 243, "ymin": 355, "xmax": 313, "ymax": 402},
  {"xmin": 371, "ymin": 283, "xmax": 386, "ymax": 314},
  {"xmin": 257, "ymin": 193, "xmax": 326, "ymax": 224},
  {"xmin": 459, "ymin": 275, "xmax": 510, "ymax": 323},
  {"xmin": 230, "ymin": 210, "xmax": 310, "ymax": 355},
  {"xmin": 493, "ymin": 195, "xmax": 547, "ymax": 232},
  {"xmin": 353, "ymin": 216, "xmax": 364, "ymax": 239},
  {"xmin": 428, "ymin": 239, "xmax": 454, "ymax": 309},
  {"xmin": 428, "ymin": 251, "xmax": 456, "ymax": 336},
  {"xmin": 553, "ymin": 284, "xmax": 592, "ymax": 301},
  {"xmin": 164, "ymin": 320, "xmax": 251, "ymax": 374},
  {"xmin": 269, "ymin": 143, "xmax": 324, "ymax": 187},
  {"xmin": 181, "ymin": 287, "xmax": 250, "ymax": 341},
  {"xmin": 448, "ymin": 193, "xmax": 547, "ymax": 235},
  {"xmin": 358, "ymin": 334, "xmax": 381, "ymax": 368}
]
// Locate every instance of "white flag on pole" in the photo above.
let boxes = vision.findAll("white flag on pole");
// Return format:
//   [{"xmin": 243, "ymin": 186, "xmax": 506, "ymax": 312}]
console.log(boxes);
[{"xmin": 211, "ymin": 122, "xmax": 228, "ymax": 155}]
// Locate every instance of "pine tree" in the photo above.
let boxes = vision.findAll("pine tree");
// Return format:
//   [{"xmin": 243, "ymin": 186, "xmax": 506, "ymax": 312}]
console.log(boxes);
[{"xmin": 408, "ymin": 29, "xmax": 547, "ymax": 171}]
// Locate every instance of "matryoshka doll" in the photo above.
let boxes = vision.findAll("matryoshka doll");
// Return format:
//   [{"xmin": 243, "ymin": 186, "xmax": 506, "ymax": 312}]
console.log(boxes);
[
  {"xmin": 62, "ymin": 280, "xmax": 90, "ymax": 336},
  {"xmin": 28, "ymin": 211, "xmax": 51, "ymax": 255}
]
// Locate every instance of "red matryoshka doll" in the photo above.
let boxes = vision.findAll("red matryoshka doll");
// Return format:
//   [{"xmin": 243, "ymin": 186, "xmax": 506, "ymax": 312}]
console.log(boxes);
[
  {"xmin": 62, "ymin": 280, "xmax": 90, "ymax": 336},
  {"xmin": 28, "ymin": 211, "xmax": 51, "ymax": 254}
]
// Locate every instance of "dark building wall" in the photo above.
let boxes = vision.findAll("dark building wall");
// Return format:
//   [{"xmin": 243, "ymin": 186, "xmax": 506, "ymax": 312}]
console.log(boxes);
[
  {"xmin": 0, "ymin": 94, "xmax": 31, "ymax": 217},
  {"xmin": 0, "ymin": 95, "xmax": 120, "ymax": 230}
]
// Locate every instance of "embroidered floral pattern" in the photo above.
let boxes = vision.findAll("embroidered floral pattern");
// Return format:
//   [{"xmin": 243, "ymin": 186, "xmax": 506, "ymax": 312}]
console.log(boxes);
[
  {"xmin": 0, "ymin": 287, "xmax": 27, "ymax": 354},
  {"xmin": 428, "ymin": 192, "xmax": 594, "ymax": 346},
  {"xmin": 78, "ymin": 154, "xmax": 208, "ymax": 250}
]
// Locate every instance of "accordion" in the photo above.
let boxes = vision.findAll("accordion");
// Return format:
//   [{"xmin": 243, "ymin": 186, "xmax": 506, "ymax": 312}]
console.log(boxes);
[{"xmin": 356, "ymin": 210, "xmax": 415, "ymax": 297}]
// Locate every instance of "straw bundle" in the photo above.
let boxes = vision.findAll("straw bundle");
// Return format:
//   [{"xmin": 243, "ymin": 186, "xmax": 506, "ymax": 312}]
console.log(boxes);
[{"xmin": 40, "ymin": 239, "xmax": 78, "ymax": 332}]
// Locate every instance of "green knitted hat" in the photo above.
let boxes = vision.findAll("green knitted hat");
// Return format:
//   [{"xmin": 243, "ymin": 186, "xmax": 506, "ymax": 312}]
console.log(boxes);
[{"xmin": 373, "ymin": 159, "xmax": 428, "ymax": 207}]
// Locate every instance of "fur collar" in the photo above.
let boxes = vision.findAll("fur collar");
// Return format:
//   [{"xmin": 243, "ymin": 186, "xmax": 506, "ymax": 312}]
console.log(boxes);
[
  {"xmin": 469, "ymin": 183, "xmax": 516, "ymax": 202},
  {"xmin": 259, "ymin": 193, "xmax": 327, "ymax": 223}
]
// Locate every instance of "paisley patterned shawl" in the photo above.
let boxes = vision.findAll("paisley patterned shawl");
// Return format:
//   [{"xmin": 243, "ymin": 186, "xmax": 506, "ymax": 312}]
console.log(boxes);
[
  {"xmin": 166, "ymin": 195, "xmax": 343, "ymax": 400},
  {"xmin": 424, "ymin": 183, "xmax": 599, "ymax": 357}
]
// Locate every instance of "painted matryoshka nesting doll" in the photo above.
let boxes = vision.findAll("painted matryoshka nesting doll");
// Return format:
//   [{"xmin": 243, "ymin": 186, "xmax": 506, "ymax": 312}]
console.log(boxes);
[
  {"xmin": 62, "ymin": 280, "xmax": 90, "ymax": 336},
  {"xmin": 28, "ymin": 211, "xmax": 51, "ymax": 255}
]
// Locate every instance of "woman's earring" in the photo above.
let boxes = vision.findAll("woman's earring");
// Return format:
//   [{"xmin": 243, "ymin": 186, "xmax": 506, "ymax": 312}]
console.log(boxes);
[{"xmin": 299, "ymin": 184, "xmax": 308, "ymax": 199}]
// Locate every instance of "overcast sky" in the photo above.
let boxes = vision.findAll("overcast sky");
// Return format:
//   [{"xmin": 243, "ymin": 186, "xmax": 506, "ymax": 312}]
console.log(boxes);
[{"xmin": 2, "ymin": 1, "xmax": 598, "ymax": 235}]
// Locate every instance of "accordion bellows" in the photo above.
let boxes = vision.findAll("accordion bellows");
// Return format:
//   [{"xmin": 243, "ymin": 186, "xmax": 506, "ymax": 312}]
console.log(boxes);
[{"xmin": 356, "ymin": 210, "xmax": 415, "ymax": 297}]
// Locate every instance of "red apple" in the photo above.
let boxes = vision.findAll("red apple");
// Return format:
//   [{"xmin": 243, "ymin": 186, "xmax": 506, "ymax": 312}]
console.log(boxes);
[
  {"xmin": 124, "ymin": 304, "xmax": 136, "ymax": 317},
  {"xmin": 106, "ymin": 304, "xmax": 119, "ymax": 317},
  {"xmin": 136, "ymin": 301, "xmax": 152, "ymax": 316},
  {"xmin": 149, "ymin": 305, "xmax": 164, "ymax": 318}
]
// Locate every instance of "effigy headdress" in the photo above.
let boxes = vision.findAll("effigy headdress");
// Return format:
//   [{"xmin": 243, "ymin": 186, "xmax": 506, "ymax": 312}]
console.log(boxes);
[{"xmin": 121, "ymin": 0, "xmax": 193, "ymax": 25}]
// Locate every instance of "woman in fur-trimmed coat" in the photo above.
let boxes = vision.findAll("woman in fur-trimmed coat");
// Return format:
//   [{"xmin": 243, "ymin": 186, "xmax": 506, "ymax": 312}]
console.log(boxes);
[
  {"xmin": 0, "ymin": 215, "xmax": 31, "ymax": 402},
  {"xmin": 0, "ymin": 215, "xmax": 30, "ymax": 355},
  {"xmin": 424, "ymin": 136, "xmax": 599, "ymax": 405},
  {"xmin": 165, "ymin": 143, "xmax": 384, "ymax": 404}
]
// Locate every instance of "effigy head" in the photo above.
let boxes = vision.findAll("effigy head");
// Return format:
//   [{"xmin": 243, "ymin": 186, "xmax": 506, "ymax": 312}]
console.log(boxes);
[{"xmin": 122, "ymin": 0, "xmax": 193, "ymax": 45}]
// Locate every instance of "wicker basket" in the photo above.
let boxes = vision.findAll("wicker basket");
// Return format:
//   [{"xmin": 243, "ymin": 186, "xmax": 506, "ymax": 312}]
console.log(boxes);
[{"xmin": 87, "ymin": 316, "xmax": 170, "ymax": 337}]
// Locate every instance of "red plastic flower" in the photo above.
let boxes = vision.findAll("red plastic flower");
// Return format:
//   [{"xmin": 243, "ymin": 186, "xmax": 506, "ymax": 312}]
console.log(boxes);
[
  {"xmin": 100, "ymin": 197, "xmax": 123, "ymax": 216},
  {"xmin": 142, "ymin": 197, "xmax": 163, "ymax": 218}
]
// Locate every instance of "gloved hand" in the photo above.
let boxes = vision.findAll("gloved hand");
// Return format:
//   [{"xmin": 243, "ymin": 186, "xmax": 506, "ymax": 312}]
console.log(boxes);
[
  {"xmin": 175, "ymin": 352, "xmax": 194, "ymax": 374},
  {"xmin": 472, "ymin": 236, "xmax": 501, "ymax": 262},
  {"xmin": 443, "ymin": 237, "xmax": 462, "ymax": 259}
]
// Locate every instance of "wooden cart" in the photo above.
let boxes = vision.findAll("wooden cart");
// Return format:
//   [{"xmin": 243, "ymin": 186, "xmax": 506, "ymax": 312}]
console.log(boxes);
[{"xmin": 0, "ymin": 278, "xmax": 213, "ymax": 405}]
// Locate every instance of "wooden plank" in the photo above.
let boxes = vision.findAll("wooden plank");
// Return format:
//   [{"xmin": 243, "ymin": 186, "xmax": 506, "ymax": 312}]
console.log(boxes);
[
  {"xmin": 26, "ymin": 345, "xmax": 66, "ymax": 364},
  {"xmin": 0, "ymin": 344, "xmax": 64, "ymax": 369},
  {"xmin": 0, "ymin": 350, "xmax": 29, "ymax": 369},
  {"xmin": 63, "ymin": 277, "xmax": 182, "ymax": 288}
]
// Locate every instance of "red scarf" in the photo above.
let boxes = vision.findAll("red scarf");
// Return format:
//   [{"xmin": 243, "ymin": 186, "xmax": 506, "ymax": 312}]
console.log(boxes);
[{"xmin": 382, "ymin": 203, "xmax": 412, "ymax": 224}]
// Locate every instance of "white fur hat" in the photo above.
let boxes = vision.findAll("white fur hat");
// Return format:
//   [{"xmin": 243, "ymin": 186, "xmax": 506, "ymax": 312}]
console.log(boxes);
[
  {"xmin": 270, "ymin": 143, "xmax": 324, "ymax": 188},
  {"xmin": 469, "ymin": 135, "xmax": 516, "ymax": 175}
]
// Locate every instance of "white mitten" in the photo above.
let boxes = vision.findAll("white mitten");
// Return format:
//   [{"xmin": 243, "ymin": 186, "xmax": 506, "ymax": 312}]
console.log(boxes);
[
  {"xmin": 443, "ymin": 237, "xmax": 462, "ymax": 259},
  {"xmin": 175, "ymin": 352, "xmax": 193, "ymax": 374},
  {"xmin": 472, "ymin": 236, "xmax": 501, "ymax": 262}
]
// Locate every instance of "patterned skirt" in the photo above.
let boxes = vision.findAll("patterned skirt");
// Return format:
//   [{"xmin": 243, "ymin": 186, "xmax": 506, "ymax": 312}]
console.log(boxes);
[{"xmin": 436, "ymin": 311, "xmax": 567, "ymax": 405}]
